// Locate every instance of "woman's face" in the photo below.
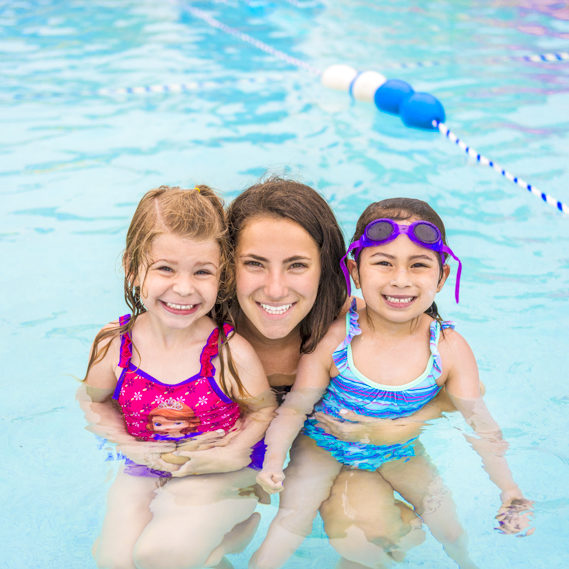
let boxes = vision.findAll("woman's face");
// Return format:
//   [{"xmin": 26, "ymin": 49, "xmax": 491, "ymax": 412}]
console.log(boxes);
[{"xmin": 235, "ymin": 215, "xmax": 321, "ymax": 341}]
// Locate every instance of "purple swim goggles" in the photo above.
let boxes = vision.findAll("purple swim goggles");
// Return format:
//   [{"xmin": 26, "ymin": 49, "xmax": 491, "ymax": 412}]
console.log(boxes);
[{"xmin": 340, "ymin": 218, "xmax": 463, "ymax": 303}]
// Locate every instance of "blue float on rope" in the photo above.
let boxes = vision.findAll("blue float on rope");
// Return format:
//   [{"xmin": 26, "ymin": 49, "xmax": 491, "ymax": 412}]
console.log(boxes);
[
  {"xmin": 400, "ymin": 92, "xmax": 446, "ymax": 129},
  {"xmin": 373, "ymin": 79, "xmax": 415, "ymax": 114}
]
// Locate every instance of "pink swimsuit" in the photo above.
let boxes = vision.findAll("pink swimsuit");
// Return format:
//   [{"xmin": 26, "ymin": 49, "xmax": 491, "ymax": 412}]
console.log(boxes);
[
  {"xmin": 112, "ymin": 316, "xmax": 265, "ymax": 476},
  {"xmin": 114, "ymin": 315, "xmax": 240, "ymax": 442}
]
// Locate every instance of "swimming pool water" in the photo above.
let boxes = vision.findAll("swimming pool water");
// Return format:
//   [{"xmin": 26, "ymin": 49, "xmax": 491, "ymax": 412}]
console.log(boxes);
[{"xmin": 2, "ymin": 1, "xmax": 569, "ymax": 568}]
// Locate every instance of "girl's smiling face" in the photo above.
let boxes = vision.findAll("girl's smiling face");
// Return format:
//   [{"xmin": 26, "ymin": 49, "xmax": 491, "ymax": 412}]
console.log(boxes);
[
  {"xmin": 235, "ymin": 216, "xmax": 321, "ymax": 341},
  {"xmin": 349, "ymin": 224, "xmax": 449, "ymax": 324},
  {"xmin": 138, "ymin": 232, "xmax": 221, "ymax": 331}
]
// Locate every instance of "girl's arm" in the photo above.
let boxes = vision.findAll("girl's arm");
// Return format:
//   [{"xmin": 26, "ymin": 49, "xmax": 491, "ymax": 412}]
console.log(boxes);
[
  {"xmin": 256, "ymin": 320, "xmax": 345, "ymax": 493},
  {"xmin": 443, "ymin": 330, "xmax": 533, "ymax": 535},
  {"xmin": 79, "ymin": 330, "xmax": 177, "ymax": 471},
  {"xmin": 170, "ymin": 333, "xmax": 277, "ymax": 476}
]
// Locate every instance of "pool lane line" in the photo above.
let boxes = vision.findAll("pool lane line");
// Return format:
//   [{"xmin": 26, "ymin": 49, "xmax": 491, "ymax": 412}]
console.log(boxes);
[
  {"xmin": 175, "ymin": 8, "xmax": 569, "ymax": 216},
  {"xmin": 435, "ymin": 121, "xmax": 569, "ymax": 216},
  {"xmin": 183, "ymin": 5, "xmax": 322, "ymax": 76}
]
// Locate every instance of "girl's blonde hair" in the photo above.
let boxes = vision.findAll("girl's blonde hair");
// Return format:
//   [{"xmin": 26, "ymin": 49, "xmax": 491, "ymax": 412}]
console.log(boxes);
[{"xmin": 85, "ymin": 185, "xmax": 248, "ymax": 399}]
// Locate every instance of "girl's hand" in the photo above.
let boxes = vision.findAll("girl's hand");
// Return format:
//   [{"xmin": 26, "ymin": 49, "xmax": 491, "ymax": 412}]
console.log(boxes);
[
  {"xmin": 495, "ymin": 498, "xmax": 534, "ymax": 536},
  {"xmin": 256, "ymin": 468, "xmax": 285, "ymax": 494}
]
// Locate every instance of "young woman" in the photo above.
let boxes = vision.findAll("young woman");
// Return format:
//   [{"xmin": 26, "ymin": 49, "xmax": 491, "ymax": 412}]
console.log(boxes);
[{"xmin": 227, "ymin": 178, "xmax": 434, "ymax": 568}]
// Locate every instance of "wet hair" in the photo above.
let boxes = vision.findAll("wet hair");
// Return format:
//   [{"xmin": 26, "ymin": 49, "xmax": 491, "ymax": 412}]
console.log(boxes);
[
  {"xmin": 227, "ymin": 176, "xmax": 347, "ymax": 353},
  {"xmin": 351, "ymin": 197, "xmax": 448, "ymax": 323},
  {"xmin": 84, "ymin": 185, "xmax": 247, "ymax": 399}
]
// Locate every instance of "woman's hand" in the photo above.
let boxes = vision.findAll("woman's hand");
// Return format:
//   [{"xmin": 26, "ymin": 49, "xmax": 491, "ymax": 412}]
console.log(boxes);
[
  {"xmin": 116, "ymin": 440, "xmax": 180, "ymax": 473},
  {"xmin": 314, "ymin": 410, "xmax": 426, "ymax": 446},
  {"xmin": 256, "ymin": 466, "xmax": 285, "ymax": 494},
  {"xmin": 495, "ymin": 497, "xmax": 534, "ymax": 536},
  {"xmin": 169, "ymin": 444, "xmax": 252, "ymax": 477}
]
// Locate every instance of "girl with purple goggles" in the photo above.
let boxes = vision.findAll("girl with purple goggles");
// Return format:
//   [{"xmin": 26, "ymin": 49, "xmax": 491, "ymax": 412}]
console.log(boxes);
[{"xmin": 340, "ymin": 218, "xmax": 463, "ymax": 302}]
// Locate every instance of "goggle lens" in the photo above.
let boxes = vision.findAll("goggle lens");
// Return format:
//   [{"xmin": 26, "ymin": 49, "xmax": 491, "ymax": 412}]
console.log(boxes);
[
  {"xmin": 365, "ymin": 220, "xmax": 395, "ymax": 242},
  {"xmin": 413, "ymin": 222, "xmax": 440, "ymax": 244}
]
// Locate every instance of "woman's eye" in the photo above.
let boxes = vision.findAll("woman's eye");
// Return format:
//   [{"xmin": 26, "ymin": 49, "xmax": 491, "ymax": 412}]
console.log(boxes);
[
  {"xmin": 157, "ymin": 265, "xmax": 174, "ymax": 272},
  {"xmin": 289, "ymin": 262, "xmax": 308, "ymax": 270},
  {"xmin": 195, "ymin": 269, "xmax": 213, "ymax": 276},
  {"xmin": 243, "ymin": 260, "xmax": 263, "ymax": 268}
]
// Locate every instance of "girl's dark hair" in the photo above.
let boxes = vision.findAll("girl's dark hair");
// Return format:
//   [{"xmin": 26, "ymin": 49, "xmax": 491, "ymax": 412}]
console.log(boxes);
[
  {"xmin": 227, "ymin": 177, "xmax": 347, "ymax": 353},
  {"xmin": 351, "ymin": 197, "xmax": 448, "ymax": 323},
  {"xmin": 84, "ymin": 185, "xmax": 248, "ymax": 400}
]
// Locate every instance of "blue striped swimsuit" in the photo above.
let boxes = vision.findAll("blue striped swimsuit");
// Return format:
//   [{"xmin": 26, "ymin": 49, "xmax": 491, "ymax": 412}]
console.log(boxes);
[{"xmin": 303, "ymin": 300, "xmax": 454, "ymax": 471}]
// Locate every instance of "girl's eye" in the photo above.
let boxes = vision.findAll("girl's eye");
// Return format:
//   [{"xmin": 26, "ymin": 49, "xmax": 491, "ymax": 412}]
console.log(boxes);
[
  {"xmin": 289, "ymin": 262, "xmax": 308, "ymax": 270},
  {"xmin": 374, "ymin": 260, "xmax": 391, "ymax": 267},
  {"xmin": 195, "ymin": 269, "xmax": 213, "ymax": 276},
  {"xmin": 243, "ymin": 260, "xmax": 263, "ymax": 269},
  {"xmin": 157, "ymin": 265, "xmax": 174, "ymax": 273}
]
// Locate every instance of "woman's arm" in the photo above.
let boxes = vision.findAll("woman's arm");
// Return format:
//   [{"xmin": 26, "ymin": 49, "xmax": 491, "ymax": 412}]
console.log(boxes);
[
  {"xmin": 170, "ymin": 333, "xmax": 277, "ymax": 476},
  {"xmin": 443, "ymin": 330, "xmax": 533, "ymax": 535}
]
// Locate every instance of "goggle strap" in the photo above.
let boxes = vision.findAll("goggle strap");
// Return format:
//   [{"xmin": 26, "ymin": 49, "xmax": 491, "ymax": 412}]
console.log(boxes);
[
  {"xmin": 339, "ymin": 253, "xmax": 352, "ymax": 297},
  {"xmin": 441, "ymin": 246, "xmax": 462, "ymax": 303}
]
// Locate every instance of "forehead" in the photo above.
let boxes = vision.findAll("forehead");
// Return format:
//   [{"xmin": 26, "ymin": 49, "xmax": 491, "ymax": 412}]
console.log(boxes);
[
  {"xmin": 238, "ymin": 215, "xmax": 319, "ymax": 256},
  {"xmin": 149, "ymin": 232, "xmax": 220, "ymax": 258}
]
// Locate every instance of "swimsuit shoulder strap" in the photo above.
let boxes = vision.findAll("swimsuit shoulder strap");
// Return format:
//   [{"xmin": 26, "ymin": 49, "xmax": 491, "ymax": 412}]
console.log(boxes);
[
  {"xmin": 118, "ymin": 314, "xmax": 132, "ymax": 369},
  {"xmin": 332, "ymin": 298, "xmax": 362, "ymax": 369},
  {"xmin": 199, "ymin": 323, "xmax": 234, "ymax": 378},
  {"xmin": 430, "ymin": 319, "xmax": 455, "ymax": 375}
]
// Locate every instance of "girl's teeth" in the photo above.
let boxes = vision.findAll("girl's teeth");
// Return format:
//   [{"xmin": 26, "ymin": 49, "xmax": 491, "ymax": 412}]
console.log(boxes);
[
  {"xmin": 166, "ymin": 302, "xmax": 195, "ymax": 310},
  {"xmin": 260, "ymin": 303, "xmax": 292, "ymax": 315},
  {"xmin": 385, "ymin": 296, "xmax": 413, "ymax": 304}
]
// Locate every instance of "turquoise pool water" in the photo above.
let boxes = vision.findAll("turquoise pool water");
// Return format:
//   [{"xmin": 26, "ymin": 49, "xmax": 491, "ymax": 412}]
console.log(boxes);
[{"xmin": 2, "ymin": 1, "xmax": 568, "ymax": 567}]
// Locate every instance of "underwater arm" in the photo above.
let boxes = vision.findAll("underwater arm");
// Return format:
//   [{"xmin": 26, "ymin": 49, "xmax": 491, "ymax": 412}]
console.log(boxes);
[
  {"xmin": 79, "ymin": 333, "xmax": 177, "ymax": 471},
  {"xmin": 444, "ymin": 331, "xmax": 533, "ymax": 535},
  {"xmin": 256, "ymin": 322, "xmax": 343, "ymax": 493},
  {"xmin": 171, "ymin": 334, "xmax": 277, "ymax": 476}
]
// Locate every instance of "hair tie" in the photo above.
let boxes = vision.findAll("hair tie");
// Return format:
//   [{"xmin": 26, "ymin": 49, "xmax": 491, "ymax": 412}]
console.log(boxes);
[{"xmin": 194, "ymin": 185, "xmax": 201, "ymax": 193}]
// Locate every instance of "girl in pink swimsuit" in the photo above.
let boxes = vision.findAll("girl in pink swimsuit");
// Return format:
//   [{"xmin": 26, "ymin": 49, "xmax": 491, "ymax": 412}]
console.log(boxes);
[{"xmin": 81, "ymin": 185, "xmax": 275, "ymax": 569}]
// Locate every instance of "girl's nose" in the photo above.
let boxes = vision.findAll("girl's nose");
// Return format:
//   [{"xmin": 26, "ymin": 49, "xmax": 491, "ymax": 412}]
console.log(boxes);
[
  {"xmin": 390, "ymin": 266, "xmax": 411, "ymax": 287},
  {"xmin": 172, "ymin": 274, "xmax": 195, "ymax": 296},
  {"xmin": 264, "ymin": 269, "xmax": 288, "ymax": 299}
]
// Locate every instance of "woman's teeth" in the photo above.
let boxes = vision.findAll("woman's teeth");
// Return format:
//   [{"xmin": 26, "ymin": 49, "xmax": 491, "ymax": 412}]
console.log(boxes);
[{"xmin": 260, "ymin": 303, "xmax": 292, "ymax": 315}]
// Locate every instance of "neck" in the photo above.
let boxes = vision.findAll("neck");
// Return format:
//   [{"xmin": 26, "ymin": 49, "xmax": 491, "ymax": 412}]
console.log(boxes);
[
  {"xmin": 137, "ymin": 312, "xmax": 209, "ymax": 349},
  {"xmin": 361, "ymin": 307, "xmax": 426, "ymax": 338}
]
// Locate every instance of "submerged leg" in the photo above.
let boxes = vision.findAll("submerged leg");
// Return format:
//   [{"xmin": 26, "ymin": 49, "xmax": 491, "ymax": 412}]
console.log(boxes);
[
  {"xmin": 93, "ymin": 467, "xmax": 159, "ymax": 569},
  {"xmin": 321, "ymin": 467, "xmax": 424, "ymax": 569},
  {"xmin": 380, "ymin": 449, "xmax": 479, "ymax": 569},
  {"xmin": 250, "ymin": 435, "xmax": 343, "ymax": 569},
  {"xmin": 133, "ymin": 468, "xmax": 259, "ymax": 569}
]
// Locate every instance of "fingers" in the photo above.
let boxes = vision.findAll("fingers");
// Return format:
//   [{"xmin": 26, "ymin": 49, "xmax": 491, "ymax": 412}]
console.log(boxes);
[
  {"xmin": 495, "ymin": 500, "xmax": 534, "ymax": 536},
  {"xmin": 256, "ymin": 471, "xmax": 284, "ymax": 494}
]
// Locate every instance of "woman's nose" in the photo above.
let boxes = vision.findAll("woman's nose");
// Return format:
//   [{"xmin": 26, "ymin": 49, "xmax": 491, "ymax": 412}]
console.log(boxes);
[{"xmin": 264, "ymin": 269, "xmax": 287, "ymax": 299}]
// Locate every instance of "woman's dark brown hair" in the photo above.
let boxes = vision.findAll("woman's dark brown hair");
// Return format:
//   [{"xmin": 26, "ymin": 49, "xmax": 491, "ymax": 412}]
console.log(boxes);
[
  {"xmin": 227, "ymin": 177, "xmax": 347, "ymax": 353},
  {"xmin": 351, "ymin": 197, "xmax": 449, "ymax": 323}
]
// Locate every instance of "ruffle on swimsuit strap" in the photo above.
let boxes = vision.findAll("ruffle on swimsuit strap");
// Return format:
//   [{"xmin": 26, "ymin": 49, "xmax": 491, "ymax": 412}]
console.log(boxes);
[
  {"xmin": 335, "ymin": 298, "xmax": 362, "ymax": 352},
  {"xmin": 430, "ymin": 320, "xmax": 455, "ymax": 375},
  {"xmin": 199, "ymin": 323, "xmax": 234, "ymax": 378},
  {"xmin": 118, "ymin": 314, "xmax": 132, "ymax": 368}
]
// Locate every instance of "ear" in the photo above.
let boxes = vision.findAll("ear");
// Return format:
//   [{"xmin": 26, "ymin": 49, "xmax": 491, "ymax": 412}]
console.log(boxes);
[
  {"xmin": 437, "ymin": 263, "xmax": 451, "ymax": 292},
  {"xmin": 347, "ymin": 259, "xmax": 361, "ymax": 290}
]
